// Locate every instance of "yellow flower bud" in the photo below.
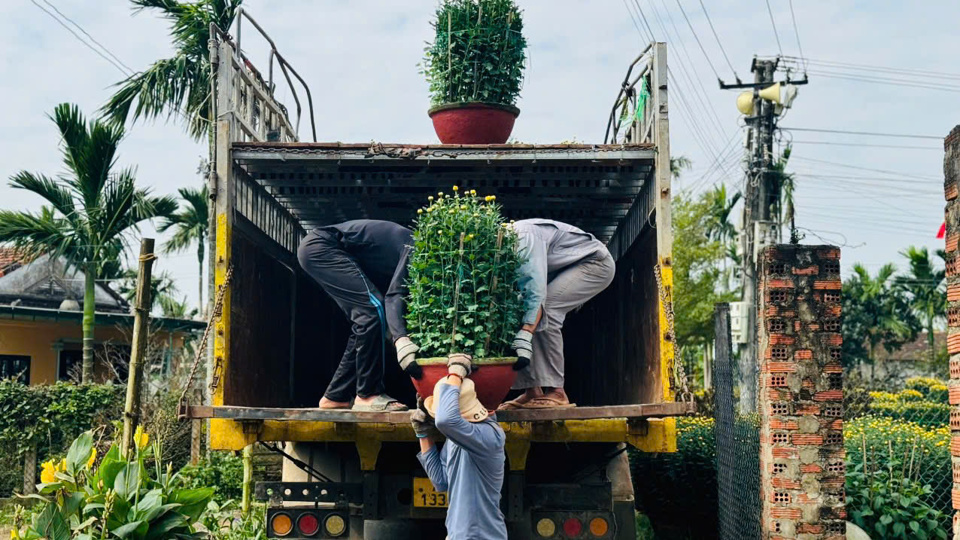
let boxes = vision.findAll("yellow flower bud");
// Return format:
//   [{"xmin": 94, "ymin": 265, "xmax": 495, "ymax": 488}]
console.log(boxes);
[
  {"xmin": 134, "ymin": 425, "xmax": 149, "ymax": 451},
  {"xmin": 87, "ymin": 447, "xmax": 97, "ymax": 469},
  {"xmin": 438, "ymin": 192, "xmax": 444, "ymax": 197},
  {"xmin": 452, "ymin": 185, "xmax": 459, "ymax": 191},
  {"xmin": 428, "ymin": 196, "xmax": 434, "ymax": 201},
  {"xmin": 460, "ymin": 205, "xmax": 467, "ymax": 210},
  {"xmin": 417, "ymin": 209, "xmax": 423, "ymax": 214}
]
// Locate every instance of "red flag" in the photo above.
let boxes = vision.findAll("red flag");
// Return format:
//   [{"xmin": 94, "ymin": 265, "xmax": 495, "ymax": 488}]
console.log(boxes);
[{"xmin": 938, "ymin": 222, "xmax": 946, "ymax": 239}]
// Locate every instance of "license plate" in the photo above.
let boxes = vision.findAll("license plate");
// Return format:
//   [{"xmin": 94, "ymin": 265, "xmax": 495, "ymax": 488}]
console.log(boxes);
[{"xmin": 413, "ymin": 477, "xmax": 449, "ymax": 508}]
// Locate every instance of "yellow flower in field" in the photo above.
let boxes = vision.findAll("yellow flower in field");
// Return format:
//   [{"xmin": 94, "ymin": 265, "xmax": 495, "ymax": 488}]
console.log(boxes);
[
  {"xmin": 12, "ymin": 528, "xmax": 20, "ymax": 539},
  {"xmin": 484, "ymin": 195, "xmax": 496, "ymax": 202},
  {"xmin": 417, "ymin": 209, "xmax": 423, "ymax": 214},
  {"xmin": 134, "ymin": 425, "xmax": 149, "ymax": 451},
  {"xmin": 438, "ymin": 192, "xmax": 444, "ymax": 197},
  {"xmin": 428, "ymin": 196, "xmax": 434, "ymax": 201},
  {"xmin": 87, "ymin": 448, "xmax": 97, "ymax": 469},
  {"xmin": 460, "ymin": 205, "xmax": 467, "ymax": 210},
  {"xmin": 426, "ymin": 208, "xmax": 433, "ymax": 213},
  {"xmin": 40, "ymin": 460, "xmax": 56, "ymax": 484},
  {"xmin": 453, "ymin": 185, "xmax": 459, "ymax": 191},
  {"xmin": 470, "ymin": 189, "xmax": 477, "ymax": 195}
]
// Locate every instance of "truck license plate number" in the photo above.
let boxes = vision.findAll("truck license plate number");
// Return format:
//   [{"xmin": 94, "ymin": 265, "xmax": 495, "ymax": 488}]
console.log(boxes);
[{"xmin": 413, "ymin": 477, "xmax": 448, "ymax": 508}]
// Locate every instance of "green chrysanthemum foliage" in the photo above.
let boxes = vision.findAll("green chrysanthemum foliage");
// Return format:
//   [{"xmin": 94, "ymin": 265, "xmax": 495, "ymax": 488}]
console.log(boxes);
[
  {"xmin": 406, "ymin": 187, "xmax": 524, "ymax": 359},
  {"xmin": 422, "ymin": 0, "xmax": 527, "ymax": 107}
]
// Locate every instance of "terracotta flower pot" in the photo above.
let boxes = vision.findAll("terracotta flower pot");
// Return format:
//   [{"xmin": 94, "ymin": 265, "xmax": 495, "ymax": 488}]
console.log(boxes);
[
  {"xmin": 412, "ymin": 357, "xmax": 518, "ymax": 410},
  {"xmin": 428, "ymin": 102, "xmax": 520, "ymax": 144}
]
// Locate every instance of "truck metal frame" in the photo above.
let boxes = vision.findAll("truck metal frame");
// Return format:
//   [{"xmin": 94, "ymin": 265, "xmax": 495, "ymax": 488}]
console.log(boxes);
[{"xmin": 193, "ymin": 12, "xmax": 688, "ymax": 539}]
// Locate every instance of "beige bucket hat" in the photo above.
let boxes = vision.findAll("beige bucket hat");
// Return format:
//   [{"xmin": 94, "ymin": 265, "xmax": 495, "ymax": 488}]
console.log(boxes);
[{"xmin": 424, "ymin": 377, "xmax": 489, "ymax": 423}]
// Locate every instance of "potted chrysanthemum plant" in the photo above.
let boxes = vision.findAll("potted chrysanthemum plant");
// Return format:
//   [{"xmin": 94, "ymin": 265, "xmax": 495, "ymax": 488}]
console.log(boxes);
[
  {"xmin": 422, "ymin": 0, "xmax": 527, "ymax": 144},
  {"xmin": 405, "ymin": 186, "xmax": 525, "ymax": 407}
]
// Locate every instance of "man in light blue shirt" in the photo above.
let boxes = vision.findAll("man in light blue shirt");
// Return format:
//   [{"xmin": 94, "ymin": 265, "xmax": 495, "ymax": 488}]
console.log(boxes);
[{"xmin": 411, "ymin": 355, "xmax": 507, "ymax": 540}]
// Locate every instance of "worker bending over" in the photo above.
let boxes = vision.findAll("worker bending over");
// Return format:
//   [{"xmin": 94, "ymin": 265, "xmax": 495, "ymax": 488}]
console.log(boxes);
[
  {"xmin": 501, "ymin": 219, "xmax": 616, "ymax": 410},
  {"xmin": 297, "ymin": 219, "xmax": 411, "ymax": 412},
  {"xmin": 411, "ymin": 355, "xmax": 507, "ymax": 540}
]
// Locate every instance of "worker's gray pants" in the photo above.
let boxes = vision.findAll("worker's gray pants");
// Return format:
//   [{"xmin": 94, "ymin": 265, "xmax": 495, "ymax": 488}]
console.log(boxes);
[{"xmin": 513, "ymin": 253, "xmax": 616, "ymax": 390}]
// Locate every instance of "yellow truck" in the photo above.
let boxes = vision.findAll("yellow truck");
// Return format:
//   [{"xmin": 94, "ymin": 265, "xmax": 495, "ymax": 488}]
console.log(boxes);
[{"xmin": 185, "ymin": 12, "xmax": 692, "ymax": 539}]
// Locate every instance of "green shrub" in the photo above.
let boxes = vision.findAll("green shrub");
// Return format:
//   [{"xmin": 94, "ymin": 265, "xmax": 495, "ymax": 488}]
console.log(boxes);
[
  {"xmin": 180, "ymin": 451, "xmax": 244, "ymax": 502},
  {"xmin": 847, "ymin": 460, "xmax": 949, "ymax": 539},
  {"xmin": 202, "ymin": 500, "xmax": 266, "ymax": 540},
  {"xmin": 422, "ymin": 0, "xmax": 527, "ymax": 107},
  {"xmin": 406, "ymin": 189, "xmax": 524, "ymax": 359},
  {"xmin": 630, "ymin": 417, "xmax": 719, "ymax": 539},
  {"xmin": 845, "ymin": 416, "xmax": 951, "ymax": 523},
  {"xmin": 12, "ymin": 429, "xmax": 213, "ymax": 539}
]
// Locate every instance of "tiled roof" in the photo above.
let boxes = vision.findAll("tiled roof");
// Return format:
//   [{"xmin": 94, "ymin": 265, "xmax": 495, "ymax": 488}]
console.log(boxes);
[{"xmin": 0, "ymin": 248, "xmax": 25, "ymax": 277}]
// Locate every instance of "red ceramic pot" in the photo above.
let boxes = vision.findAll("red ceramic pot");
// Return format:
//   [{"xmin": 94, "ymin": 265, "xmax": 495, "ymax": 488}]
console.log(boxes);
[
  {"xmin": 428, "ymin": 102, "xmax": 520, "ymax": 145},
  {"xmin": 412, "ymin": 357, "xmax": 518, "ymax": 410}
]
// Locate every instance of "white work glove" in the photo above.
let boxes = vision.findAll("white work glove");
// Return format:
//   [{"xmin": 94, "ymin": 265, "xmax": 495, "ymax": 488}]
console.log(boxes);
[
  {"xmin": 395, "ymin": 337, "xmax": 423, "ymax": 380},
  {"xmin": 446, "ymin": 353, "xmax": 473, "ymax": 379},
  {"xmin": 512, "ymin": 329, "xmax": 533, "ymax": 371}
]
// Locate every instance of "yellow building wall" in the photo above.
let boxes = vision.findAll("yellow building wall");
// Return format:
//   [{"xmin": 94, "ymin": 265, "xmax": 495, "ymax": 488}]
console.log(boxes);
[{"xmin": 0, "ymin": 319, "xmax": 185, "ymax": 385}]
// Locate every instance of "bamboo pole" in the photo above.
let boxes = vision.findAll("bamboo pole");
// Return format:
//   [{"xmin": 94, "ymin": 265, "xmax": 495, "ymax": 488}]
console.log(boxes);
[
  {"xmin": 121, "ymin": 238, "xmax": 156, "ymax": 458},
  {"xmin": 241, "ymin": 444, "xmax": 254, "ymax": 515}
]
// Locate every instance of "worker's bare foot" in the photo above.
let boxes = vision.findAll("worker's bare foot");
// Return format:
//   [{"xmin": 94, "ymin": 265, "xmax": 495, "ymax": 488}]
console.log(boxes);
[{"xmin": 319, "ymin": 396, "xmax": 351, "ymax": 409}]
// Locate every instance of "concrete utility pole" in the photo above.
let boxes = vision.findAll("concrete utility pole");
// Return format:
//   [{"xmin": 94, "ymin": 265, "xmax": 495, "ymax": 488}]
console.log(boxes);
[{"xmin": 720, "ymin": 58, "xmax": 806, "ymax": 414}]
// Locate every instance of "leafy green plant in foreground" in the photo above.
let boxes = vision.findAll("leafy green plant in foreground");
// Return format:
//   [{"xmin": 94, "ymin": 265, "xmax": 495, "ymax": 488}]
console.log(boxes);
[
  {"xmin": 12, "ymin": 428, "xmax": 212, "ymax": 540},
  {"xmin": 406, "ymin": 187, "xmax": 524, "ymax": 359}
]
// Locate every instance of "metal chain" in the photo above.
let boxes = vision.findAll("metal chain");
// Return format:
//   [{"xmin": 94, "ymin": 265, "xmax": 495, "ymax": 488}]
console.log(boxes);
[
  {"xmin": 178, "ymin": 265, "xmax": 234, "ymax": 408},
  {"xmin": 655, "ymin": 263, "xmax": 693, "ymax": 403}
]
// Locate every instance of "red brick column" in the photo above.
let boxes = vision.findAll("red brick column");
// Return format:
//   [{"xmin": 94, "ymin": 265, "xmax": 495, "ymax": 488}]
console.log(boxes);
[
  {"xmin": 758, "ymin": 245, "xmax": 845, "ymax": 540},
  {"xmin": 943, "ymin": 125, "xmax": 960, "ymax": 539}
]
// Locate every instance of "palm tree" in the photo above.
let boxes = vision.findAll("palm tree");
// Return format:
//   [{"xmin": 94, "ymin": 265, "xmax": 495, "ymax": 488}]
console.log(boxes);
[
  {"xmin": 0, "ymin": 104, "xmax": 176, "ymax": 383},
  {"xmin": 670, "ymin": 156, "xmax": 692, "ymax": 179},
  {"xmin": 704, "ymin": 184, "xmax": 741, "ymax": 244},
  {"xmin": 842, "ymin": 263, "xmax": 920, "ymax": 380},
  {"xmin": 771, "ymin": 145, "xmax": 797, "ymax": 242},
  {"xmin": 159, "ymin": 186, "xmax": 208, "ymax": 312},
  {"xmin": 895, "ymin": 246, "xmax": 946, "ymax": 361},
  {"xmin": 117, "ymin": 269, "xmax": 185, "ymax": 317},
  {"xmin": 101, "ymin": 0, "xmax": 243, "ymax": 140}
]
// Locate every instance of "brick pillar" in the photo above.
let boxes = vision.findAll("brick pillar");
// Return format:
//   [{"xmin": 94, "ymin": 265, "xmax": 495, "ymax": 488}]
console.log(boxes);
[
  {"xmin": 943, "ymin": 125, "xmax": 960, "ymax": 539},
  {"xmin": 758, "ymin": 245, "xmax": 845, "ymax": 540}
]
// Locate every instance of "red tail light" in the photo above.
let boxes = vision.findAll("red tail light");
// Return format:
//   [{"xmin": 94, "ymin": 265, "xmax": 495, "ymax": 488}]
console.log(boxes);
[
  {"xmin": 297, "ymin": 513, "xmax": 320, "ymax": 536},
  {"xmin": 563, "ymin": 517, "xmax": 583, "ymax": 537}
]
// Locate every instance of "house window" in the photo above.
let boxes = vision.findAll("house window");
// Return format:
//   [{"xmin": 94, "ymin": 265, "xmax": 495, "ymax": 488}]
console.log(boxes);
[
  {"xmin": 0, "ymin": 355, "xmax": 30, "ymax": 384},
  {"xmin": 59, "ymin": 350, "xmax": 82, "ymax": 382}
]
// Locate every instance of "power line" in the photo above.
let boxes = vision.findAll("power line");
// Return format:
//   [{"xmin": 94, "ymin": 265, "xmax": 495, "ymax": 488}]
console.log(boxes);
[
  {"xmin": 805, "ymin": 70, "xmax": 960, "ymax": 93},
  {"xmin": 697, "ymin": 0, "xmax": 739, "ymax": 80},
  {"xmin": 787, "ymin": 0, "xmax": 806, "ymax": 73},
  {"xmin": 780, "ymin": 127, "xmax": 943, "ymax": 140},
  {"xmin": 782, "ymin": 56, "xmax": 960, "ymax": 81},
  {"xmin": 674, "ymin": 0, "xmax": 721, "ymax": 81},
  {"xmin": 790, "ymin": 155, "xmax": 940, "ymax": 181},
  {"xmin": 30, "ymin": 0, "xmax": 130, "ymax": 77},
  {"xmin": 789, "ymin": 140, "xmax": 942, "ymax": 151},
  {"xmin": 41, "ymin": 0, "xmax": 134, "ymax": 75},
  {"xmin": 763, "ymin": 0, "xmax": 784, "ymax": 58}
]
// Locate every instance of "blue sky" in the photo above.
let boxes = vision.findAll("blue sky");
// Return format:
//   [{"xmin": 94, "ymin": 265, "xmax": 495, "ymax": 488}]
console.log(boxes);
[{"xmin": 0, "ymin": 0, "xmax": 956, "ymax": 310}]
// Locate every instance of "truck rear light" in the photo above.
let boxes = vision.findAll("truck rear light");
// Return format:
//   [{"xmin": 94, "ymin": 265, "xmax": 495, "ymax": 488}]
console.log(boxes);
[
  {"xmin": 324, "ymin": 514, "xmax": 347, "ymax": 537},
  {"xmin": 297, "ymin": 513, "xmax": 319, "ymax": 536},
  {"xmin": 563, "ymin": 517, "xmax": 583, "ymax": 537},
  {"xmin": 271, "ymin": 513, "xmax": 293, "ymax": 537},
  {"xmin": 535, "ymin": 517, "xmax": 557, "ymax": 537},
  {"xmin": 589, "ymin": 517, "xmax": 609, "ymax": 537}
]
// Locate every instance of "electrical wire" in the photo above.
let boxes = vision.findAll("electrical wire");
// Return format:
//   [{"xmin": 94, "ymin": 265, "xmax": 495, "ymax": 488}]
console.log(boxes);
[
  {"xmin": 764, "ymin": 0, "xmax": 784, "ymax": 58},
  {"xmin": 805, "ymin": 70, "xmax": 960, "ymax": 93},
  {"xmin": 30, "ymin": 0, "xmax": 131, "ymax": 77},
  {"xmin": 674, "ymin": 0, "xmax": 721, "ymax": 81},
  {"xmin": 788, "ymin": 140, "xmax": 942, "ymax": 151},
  {"xmin": 790, "ymin": 156, "xmax": 940, "ymax": 181},
  {"xmin": 787, "ymin": 0, "xmax": 806, "ymax": 73},
  {"xmin": 782, "ymin": 56, "xmax": 960, "ymax": 81},
  {"xmin": 41, "ymin": 0, "xmax": 135, "ymax": 75},
  {"xmin": 697, "ymin": 0, "xmax": 739, "ymax": 80},
  {"xmin": 780, "ymin": 127, "xmax": 942, "ymax": 140}
]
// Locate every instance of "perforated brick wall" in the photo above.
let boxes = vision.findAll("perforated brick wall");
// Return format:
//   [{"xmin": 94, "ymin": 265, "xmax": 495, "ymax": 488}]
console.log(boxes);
[
  {"xmin": 943, "ymin": 125, "xmax": 960, "ymax": 539},
  {"xmin": 758, "ymin": 245, "xmax": 845, "ymax": 540}
]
